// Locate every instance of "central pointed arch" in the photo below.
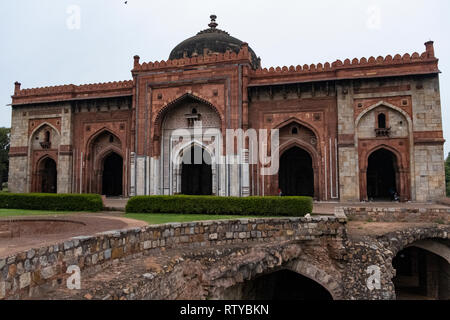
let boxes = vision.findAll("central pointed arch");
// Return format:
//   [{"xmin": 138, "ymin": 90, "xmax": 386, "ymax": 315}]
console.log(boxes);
[
  {"xmin": 153, "ymin": 93, "xmax": 224, "ymax": 156},
  {"xmin": 172, "ymin": 140, "xmax": 217, "ymax": 196},
  {"xmin": 181, "ymin": 145, "xmax": 213, "ymax": 195}
]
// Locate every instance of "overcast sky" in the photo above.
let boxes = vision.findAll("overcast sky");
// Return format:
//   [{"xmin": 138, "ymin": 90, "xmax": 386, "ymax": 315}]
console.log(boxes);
[{"xmin": 1, "ymin": 0, "xmax": 449, "ymax": 155}]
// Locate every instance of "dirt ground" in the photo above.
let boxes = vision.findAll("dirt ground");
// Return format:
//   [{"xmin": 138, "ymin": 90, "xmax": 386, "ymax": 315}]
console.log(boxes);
[
  {"xmin": 346, "ymin": 221, "xmax": 438, "ymax": 240},
  {"xmin": 0, "ymin": 214, "xmax": 147, "ymax": 258}
]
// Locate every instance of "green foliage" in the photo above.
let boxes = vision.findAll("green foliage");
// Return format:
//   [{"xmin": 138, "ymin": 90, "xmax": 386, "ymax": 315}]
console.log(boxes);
[
  {"xmin": 126, "ymin": 195, "xmax": 313, "ymax": 217},
  {"xmin": 0, "ymin": 193, "xmax": 103, "ymax": 212},
  {"xmin": 0, "ymin": 128, "xmax": 10, "ymax": 190},
  {"xmin": 446, "ymin": 153, "xmax": 450, "ymax": 197}
]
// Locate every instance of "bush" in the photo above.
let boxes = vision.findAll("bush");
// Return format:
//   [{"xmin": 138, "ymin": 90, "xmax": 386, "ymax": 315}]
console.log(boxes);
[
  {"xmin": 0, "ymin": 193, "xmax": 103, "ymax": 212},
  {"xmin": 126, "ymin": 196, "xmax": 313, "ymax": 217}
]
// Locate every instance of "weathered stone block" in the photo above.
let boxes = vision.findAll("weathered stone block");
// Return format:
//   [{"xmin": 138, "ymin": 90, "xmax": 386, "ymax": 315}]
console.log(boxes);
[{"xmin": 19, "ymin": 273, "xmax": 31, "ymax": 289}]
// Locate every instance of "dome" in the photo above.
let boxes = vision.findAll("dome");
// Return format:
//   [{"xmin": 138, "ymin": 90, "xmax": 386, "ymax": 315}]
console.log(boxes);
[{"xmin": 169, "ymin": 15, "xmax": 260, "ymax": 69}]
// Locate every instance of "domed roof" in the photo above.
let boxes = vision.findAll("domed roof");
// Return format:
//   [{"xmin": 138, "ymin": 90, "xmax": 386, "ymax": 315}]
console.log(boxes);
[{"xmin": 169, "ymin": 15, "xmax": 260, "ymax": 69}]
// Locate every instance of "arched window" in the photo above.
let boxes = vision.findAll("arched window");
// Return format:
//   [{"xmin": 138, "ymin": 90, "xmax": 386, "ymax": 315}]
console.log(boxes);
[
  {"xmin": 291, "ymin": 127, "xmax": 299, "ymax": 135},
  {"xmin": 109, "ymin": 135, "xmax": 114, "ymax": 143},
  {"xmin": 378, "ymin": 113, "xmax": 386, "ymax": 129},
  {"xmin": 45, "ymin": 131, "xmax": 51, "ymax": 143},
  {"xmin": 192, "ymin": 108, "xmax": 198, "ymax": 115}
]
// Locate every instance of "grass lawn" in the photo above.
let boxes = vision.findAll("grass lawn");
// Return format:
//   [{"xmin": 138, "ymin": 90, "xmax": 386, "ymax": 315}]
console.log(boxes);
[
  {"xmin": 0, "ymin": 209, "xmax": 73, "ymax": 218},
  {"xmin": 125, "ymin": 213, "xmax": 267, "ymax": 225},
  {"xmin": 0, "ymin": 209, "xmax": 277, "ymax": 225}
]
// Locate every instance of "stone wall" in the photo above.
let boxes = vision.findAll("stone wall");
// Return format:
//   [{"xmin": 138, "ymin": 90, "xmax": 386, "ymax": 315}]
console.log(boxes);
[
  {"xmin": 0, "ymin": 217, "xmax": 345, "ymax": 300},
  {"xmin": 338, "ymin": 147, "xmax": 359, "ymax": 201},
  {"xmin": 336, "ymin": 74, "xmax": 445, "ymax": 202},
  {"xmin": 8, "ymin": 103, "xmax": 73, "ymax": 194},
  {"xmin": 341, "ymin": 207, "xmax": 450, "ymax": 224},
  {"xmin": 414, "ymin": 145, "xmax": 446, "ymax": 202}
]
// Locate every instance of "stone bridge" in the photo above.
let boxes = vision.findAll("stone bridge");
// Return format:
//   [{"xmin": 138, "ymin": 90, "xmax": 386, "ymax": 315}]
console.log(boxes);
[{"xmin": 1, "ymin": 208, "xmax": 449, "ymax": 300}]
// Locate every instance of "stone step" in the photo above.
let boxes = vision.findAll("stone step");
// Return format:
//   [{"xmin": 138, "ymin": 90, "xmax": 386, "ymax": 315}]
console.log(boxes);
[{"xmin": 0, "ymin": 230, "xmax": 12, "ymax": 239}]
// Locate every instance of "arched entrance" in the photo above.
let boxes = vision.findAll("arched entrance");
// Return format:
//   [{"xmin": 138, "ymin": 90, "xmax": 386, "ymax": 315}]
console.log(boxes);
[
  {"xmin": 160, "ymin": 94, "xmax": 222, "ymax": 196},
  {"xmin": 367, "ymin": 148, "xmax": 398, "ymax": 201},
  {"xmin": 181, "ymin": 145, "xmax": 212, "ymax": 195},
  {"xmin": 225, "ymin": 270, "xmax": 333, "ymax": 300},
  {"xmin": 101, "ymin": 152, "xmax": 123, "ymax": 197},
  {"xmin": 39, "ymin": 158, "xmax": 57, "ymax": 193},
  {"xmin": 279, "ymin": 147, "xmax": 314, "ymax": 197},
  {"xmin": 86, "ymin": 130, "xmax": 125, "ymax": 196},
  {"xmin": 393, "ymin": 243, "xmax": 450, "ymax": 300}
]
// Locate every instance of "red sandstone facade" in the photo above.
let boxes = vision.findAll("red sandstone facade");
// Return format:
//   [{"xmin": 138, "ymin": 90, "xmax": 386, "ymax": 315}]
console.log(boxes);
[{"xmin": 8, "ymin": 17, "xmax": 445, "ymax": 202}]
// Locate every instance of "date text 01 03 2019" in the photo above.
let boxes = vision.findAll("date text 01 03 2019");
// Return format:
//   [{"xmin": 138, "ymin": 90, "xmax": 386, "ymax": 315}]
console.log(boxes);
[{"xmin": 179, "ymin": 304, "xmax": 270, "ymax": 317}]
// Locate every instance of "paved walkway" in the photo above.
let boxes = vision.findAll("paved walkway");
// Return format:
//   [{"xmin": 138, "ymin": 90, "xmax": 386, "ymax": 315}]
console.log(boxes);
[
  {"xmin": 312, "ymin": 201, "xmax": 450, "ymax": 215},
  {"xmin": 104, "ymin": 198, "xmax": 129, "ymax": 211}
]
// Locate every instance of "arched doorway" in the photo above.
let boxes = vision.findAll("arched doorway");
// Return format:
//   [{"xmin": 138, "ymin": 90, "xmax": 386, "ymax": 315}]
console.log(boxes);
[
  {"xmin": 160, "ymin": 94, "xmax": 222, "ymax": 196},
  {"xmin": 181, "ymin": 145, "xmax": 212, "ymax": 195},
  {"xmin": 393, "ymin": 243, "xmax": 450, "ymax": 300},
  {"xmin": 224, "ymin": 270, "xmax": 333, "ymax": 300},
  {"xmin": 87, "ymin": 130, "xmax": 124, "ymax": 196},
  {"xmin": 101, "ymin": 152, "xmax": 123, "ymax": 197},
  {"xmin": 40, "ymin": 158, "xmax": 57, "ymax": 193},
  {"xmin": 279, "ymin": 147, "xmax": 314, "ymax": 197},
  {"xmin": 367, "ymin": 148, "xmax": 398, "ymax": 201}
]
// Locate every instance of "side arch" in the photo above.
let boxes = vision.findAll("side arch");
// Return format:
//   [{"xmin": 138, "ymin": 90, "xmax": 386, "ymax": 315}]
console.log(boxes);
[
  {"xmin": 360, "ymin": 144, "xmax": 410, "ymax": 201},
  {"xmin": 285, "ymin": 260, "xmax": 343, "ymax": 300},
  {"xmin": 34, "ymin": 155, "xmax": 58, "ymax": 193},
  {"xmin": 386, "ymin": 230, "xmax": 450, "ymax": 300},
  {"xmin": 93, "ymin": 145, "xmax": 124, "ymax": 172},
  {"xmin": 29, "ymin": 124, "xmax": 60, "ymax": 193},
  {"xmin": 211, "ymin": 244, "xmax": 343, "ymax": 301},
  {"xmin": 407, "ymin": 240, "xmax": 450, "ymax": 264},
  {"xmin": 85, "ymin": 127, "xmax": 122, "ymax": 150},
  {"xmin": 276, "ymin": 140, "xmax": 322, "ymax": 200},
  {"xmin": 382, "ymin": 227, "xmax": 450, "ymax": 258},
  {"xmin": 355, "ymin": 101, "xmax": 413, "ymax": 135},
  {"xmin": 85, "ymin": 129, "xmax": 124, "ymax": 196},
  {"xmin": 28, "ymin": 122, "xmax": 61, "ymax": 145},
  {"xmin": 274, "ymin": 117, "xmax": 322, "ymax": 148},
  {"xmin": 355, "ymin": 101, "xmax": 414, "ymax": 201}
]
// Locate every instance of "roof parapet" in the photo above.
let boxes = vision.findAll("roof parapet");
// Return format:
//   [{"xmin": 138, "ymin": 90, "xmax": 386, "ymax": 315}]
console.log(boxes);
[
  {"xmin": 13, "ymin": 80, "xmax": 133, "ymax": 99},
  {"xmin": 133, "ymin": 43, "xmax": 253, "ymax": 73},
  {"xmin": 252, "ymin": 42, "xmax": 438, "ymax": 77}
]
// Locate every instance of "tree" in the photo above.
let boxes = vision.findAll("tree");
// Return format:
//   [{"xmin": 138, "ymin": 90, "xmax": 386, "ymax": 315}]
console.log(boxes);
[
  {"xmin": 0, "ymin": 128, "xmax": 10, "ymax": 191},
  {"xmin": 446, "ymin": 153, "xmax": 450, "ymax": 197}
]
